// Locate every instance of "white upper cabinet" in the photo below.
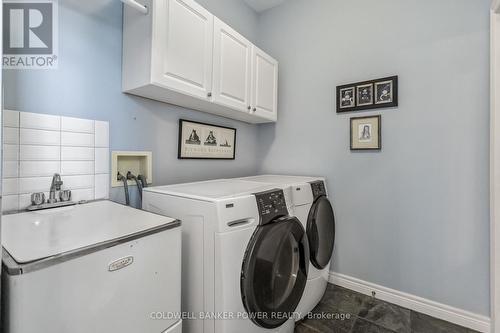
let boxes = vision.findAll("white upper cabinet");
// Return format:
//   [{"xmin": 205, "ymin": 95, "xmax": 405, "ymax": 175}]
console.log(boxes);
[
  {"xmin": 212, "ymin": 18, "xmax": 252, "ymax": 113},
  {"xmin": 251, "ymin": 46, "xmax": 279, "ymax": 121},
  {"xmin": 122, "ymin": 0, "xmax": 278, "ymax": 123},
  {"xmin": 153, "ymin": 0, "xmax": 213, "ymax": 99}
]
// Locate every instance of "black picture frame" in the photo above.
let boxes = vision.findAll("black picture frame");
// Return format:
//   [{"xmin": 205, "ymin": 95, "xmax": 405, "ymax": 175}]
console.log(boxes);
[
  {"xmin": 350, "ymin": 115, "xmax": 382, "ymax": 151},
  {"xmin": 337, "ymin": 76, "xmax": 398, "ymax": 113},
  {"xmin": 178, "ymin": 119, "xmax": 236, "ymax": 160}
]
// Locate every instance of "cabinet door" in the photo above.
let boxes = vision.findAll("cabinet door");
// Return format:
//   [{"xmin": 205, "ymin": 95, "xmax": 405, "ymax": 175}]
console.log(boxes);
[
  {"xmin": 251, "ymin": 46, "xmax": 278, "ymax": 121},
  {"xmin": 153, "ymin": 0, "xmax": 214, "ymax": 100},
  {"xmin": 212, "ymin": 17, "xmax": 252, "ymax": 112}
]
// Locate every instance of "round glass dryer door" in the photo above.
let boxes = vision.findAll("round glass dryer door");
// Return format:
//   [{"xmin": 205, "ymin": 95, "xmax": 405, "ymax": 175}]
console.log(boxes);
[
  {"xmin": 307, "ymin": 196, "xmax": 335, "ymax": 269},
  {"xmin": 240, "ymin": 217, "xmax": 308, "ymax": 329}
]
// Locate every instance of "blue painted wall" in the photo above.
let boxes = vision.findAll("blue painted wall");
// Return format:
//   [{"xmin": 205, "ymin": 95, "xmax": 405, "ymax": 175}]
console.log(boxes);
[
  {"xmin": 256, "ymin": 0, "xmax": 491, "ymax": 315},
  {"xmin": 3, "ymin": 0, "xmax": 260, "ymax": 207}
]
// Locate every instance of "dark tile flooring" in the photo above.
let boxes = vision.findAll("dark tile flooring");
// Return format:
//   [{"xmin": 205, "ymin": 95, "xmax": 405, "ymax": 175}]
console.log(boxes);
[{"xmin": 295, "ymin": 284, "xmax": 480, "ymax": 333}]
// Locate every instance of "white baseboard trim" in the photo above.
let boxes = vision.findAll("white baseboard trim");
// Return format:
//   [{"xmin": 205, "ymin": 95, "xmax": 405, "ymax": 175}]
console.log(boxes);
[{"xmin": 329, "ymin": 272, "xmax": 491, "ymax": 333}]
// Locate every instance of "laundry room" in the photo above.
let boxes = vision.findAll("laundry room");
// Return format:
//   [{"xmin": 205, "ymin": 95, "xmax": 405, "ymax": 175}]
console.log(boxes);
[{"xmin": 0, "ymin": 0, "xmax": 495, "ymax": 333}]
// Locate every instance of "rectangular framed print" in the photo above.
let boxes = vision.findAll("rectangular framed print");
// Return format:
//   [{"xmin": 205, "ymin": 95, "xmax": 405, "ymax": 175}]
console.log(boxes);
[
  {"xmin": 178, "ymin": 119, "xmax": 236, "ymax": 159},
  {"xmin": 356, "ymin": 83, "xmax": 374, "ymax": 107},
  {"xmin": 337, "ymin": 76, "xmax": 398, "ymax": 112},
  {"xmin": 375, "ymin": 79, "xmax": 395, "ymax": 105},
  {"xmin": 350, "ymin": 115, "xmax": 381, "ymax": 150},
  {"xmin": 339, "ymin": 86, "xmax": 356, "ymax": 109}
]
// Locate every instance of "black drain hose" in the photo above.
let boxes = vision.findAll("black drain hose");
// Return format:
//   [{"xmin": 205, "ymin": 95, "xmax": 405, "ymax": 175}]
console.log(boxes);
[
  {"xmin": 137, "ymin": 174, "xmax": 148, "ymax": 189},
  {"xmin": 117, "ymin": 172, "xmax": 130, "ymax": 206},
  {"xmin": 127, "ymin": 171, "xmax": 143, "ymax": 200}
]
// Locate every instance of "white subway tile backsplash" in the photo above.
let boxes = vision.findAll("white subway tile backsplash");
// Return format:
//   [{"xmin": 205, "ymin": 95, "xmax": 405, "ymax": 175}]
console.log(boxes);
[
  {"xmin": 62, "ymin": 117, "xmax": 94, "ymax": 133},
  {"xmin": 18, "ymin": 195, "xmax": 29, "ymax": 209},
  {"xmin": 19, "ymin": 177, "xmax": 53, "ymax": 194},
  {"xmin": 4, "ymin": 110, "xmax": 20, "ymax": 127},
  {"xmin": 3, "ymin": 111, "xmax": 110, "ymax": 211},
  {"xmin": 94, "ymin": 174, "xmax": 110, "ymax": 200},
  {"xmin": 20, "ymin": 145, "xmax": 60, "ymax": 161},
  {"xmin": 3, "ymin": 195, "xmax": 19, "ymax": 212},
  {"xmin": 3, "ymin": 161, "xmax": 19, "ymax": 178},
  {"xmin": 61, "ymin": 147, "xmax": 94, "ymax": 161},
  {"xmin": 64, "ymin": 175, "xmax": 94, "ymax": 189},
  {"xmin": 20, "ymin": 161, "xmax": 60, "ymax": 177},
  {"xmin": 3, "ymin": 144, "xmax": 19, "ymax": 161},
  {"xmin": 95, "ymin": 121, "xmax": 109, "ymax": 148},
  {"xmin": 2, "ymin": 178, "xmax": 19, "ymax": 195},
  {"xmin": 20, "ymin": 112, "xmax": 60, "ymax": 131},
  {"xmin": 61, "ymin": 132, "xmax": 94, "ymax": 147},
  {"xmin": 95, "ymin": 148, "xmax": 109, "ymax": 174},
  {"xmin": 71, "ymin": 188, "xmax": 94, "ymax": 202},
  {"xmin": 20, "ymin": 128, "xmax": 60, "ymax": 146},
  {"xmin": 3, "ymin": 127, "xmax": 19, "ymax": 144},
  {"xmin": 61, "ymin": 161, "xmax": 94, "ymax": 175}
]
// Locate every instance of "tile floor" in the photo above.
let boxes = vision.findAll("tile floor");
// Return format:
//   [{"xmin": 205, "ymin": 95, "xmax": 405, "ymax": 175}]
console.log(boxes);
[{"xmin": 295, "ymin": 284, "xmax": 480, "ymax": 333}]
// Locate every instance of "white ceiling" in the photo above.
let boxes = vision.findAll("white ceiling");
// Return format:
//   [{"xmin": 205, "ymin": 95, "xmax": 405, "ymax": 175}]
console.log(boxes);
[{"xmin": 243, "ymin": 0, "xmax": 287, "ymax": 13}]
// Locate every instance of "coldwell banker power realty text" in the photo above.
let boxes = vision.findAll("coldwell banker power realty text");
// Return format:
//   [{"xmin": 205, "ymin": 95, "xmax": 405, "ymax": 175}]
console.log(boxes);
[{"xmin": 3, "ymin": 0, "xmax": 58, "ymax": 69}]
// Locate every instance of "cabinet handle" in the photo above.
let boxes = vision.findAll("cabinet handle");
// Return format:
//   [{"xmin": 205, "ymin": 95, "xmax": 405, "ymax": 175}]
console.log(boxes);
[
  {"xmin": 247, "ymin": 106, "xmax": 251, "ymax": 110},
  {"xmin": 207, "ymin": 92, "xmax": 212, "ymax": 97},
  {"xmin": 253, "ymin": 107, "xmax": 257, "ymax": 112}
]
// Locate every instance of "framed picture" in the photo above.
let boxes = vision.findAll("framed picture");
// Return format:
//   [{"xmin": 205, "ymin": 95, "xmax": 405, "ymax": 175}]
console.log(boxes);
[
  {"xmin": 178, "ymin": 119, "xmax": 236, "ymax": 159},
  {"xmin": 336, "ymin": 76, "xmax": 398, "ymax": 112},
  {"xmin": 375, "ymin": 80, "xmax": 394, "ymax": 105},
  {"xmin": 350, "ymin": 115, "xmax": 381, "ymax": 150},
  {"xmin": 339, "ymin": 87, "xmax": 355, "ymax": 109},
  {"xmin": 356, "ymin": 83, "xmax": 373, "ymax": 106}
]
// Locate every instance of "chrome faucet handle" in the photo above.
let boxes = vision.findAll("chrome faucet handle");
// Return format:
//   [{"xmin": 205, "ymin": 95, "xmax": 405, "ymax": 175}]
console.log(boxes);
[
  {"xmin": 31, "ymin": 192, "xmax": 45, "ymax": 206},
  {"xmin": 59, "ymin": 190, "xmax": 71, "ymax": 202}
]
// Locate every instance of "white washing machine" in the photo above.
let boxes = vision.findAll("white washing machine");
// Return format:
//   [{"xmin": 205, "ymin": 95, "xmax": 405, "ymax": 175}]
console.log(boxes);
[
  {"xmin": 142, "ymin": 179, "xmax": 309, "ymax": 333},
  {"xmin": 239, "ymin": 175, "xmax": 335, "ymax": 320}
]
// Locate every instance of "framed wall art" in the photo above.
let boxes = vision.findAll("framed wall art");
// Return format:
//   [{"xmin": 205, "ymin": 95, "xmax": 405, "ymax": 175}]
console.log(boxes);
[
  {"xmin": 178, "ymin": 119, "xmax": 236, "ymax": 159},
  {"xmin": 357, "ymin": 83, "xmax": 374, "ymax": 107},
  {"xmin": 350, "ymin": 115, "xmax": 381, "ymax": 151},
  {"xmin": 337, "ymin": 76, "xmax": 398, "ymax": 113},
  {"xmin": 339, "ymin": 86, "xmax": 355, "ymax": 109}
]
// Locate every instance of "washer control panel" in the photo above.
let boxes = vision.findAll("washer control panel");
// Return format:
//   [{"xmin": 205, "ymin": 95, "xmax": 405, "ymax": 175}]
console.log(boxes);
[
  {"xmin": 254, "ymin": 189, "xmax": 289, "ymax": 225},
  {"xmin": 310, "ymin": 181, "xmax": 326, "ymax": 199}
]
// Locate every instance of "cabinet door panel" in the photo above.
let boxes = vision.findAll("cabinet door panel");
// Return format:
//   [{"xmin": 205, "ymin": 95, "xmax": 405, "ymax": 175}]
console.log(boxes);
[
  {"xmin": 154, "ymin": 0, "xmax": 213, "ymax": 99},
  {"xmin": 251, "ymin": 46, "xmax": 278, "ymax": 121},
  {"xmin": 212, "ymin": 18, "xmax": 251, "ymax": 112}
]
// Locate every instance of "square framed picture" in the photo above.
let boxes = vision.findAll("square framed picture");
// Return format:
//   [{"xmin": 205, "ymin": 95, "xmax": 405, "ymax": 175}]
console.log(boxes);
[
  {"xmin": 350, "ymin": 115, "xmax": 381, "ymax": 150},
  {"xmin": 178, "ymin": 119, "xmax": 236, "ymax": 159},
  {"xmin": 375, "ymin": 80, "xmax": 394, "ymax": 105},
  {"xmin": 356, "ymin": 83, "xmax": 373, "ymax": 106},
  {"xmin": 339, "ymin": 87, "xmax": 355, "ymax": 109}
]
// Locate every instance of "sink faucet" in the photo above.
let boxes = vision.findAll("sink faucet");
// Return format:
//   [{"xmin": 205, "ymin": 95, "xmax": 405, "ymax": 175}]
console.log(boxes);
[{"xmin": 48, "ymin": 173, "xmax": 63, "ymax": 204}]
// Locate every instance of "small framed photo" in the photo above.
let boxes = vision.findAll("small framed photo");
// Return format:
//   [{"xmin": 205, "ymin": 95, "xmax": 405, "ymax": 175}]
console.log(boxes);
[
  {"xmin": 339, "ymin": 87, "xmax": 355, "ymax": 109},
  {"xmin": 178, "ymin": 119, "xmax": 236, "ymax": 159},
  {"xmin": 350, "ymin": 115, "xmax": 381, "ymax": 150},
  {"xmin": 356, "ymin": 84, "xmax": 373, "ymax": 106},
  {"xmin": 375, "ymin": 80, "xmax": 394, "ymax": 105}
]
